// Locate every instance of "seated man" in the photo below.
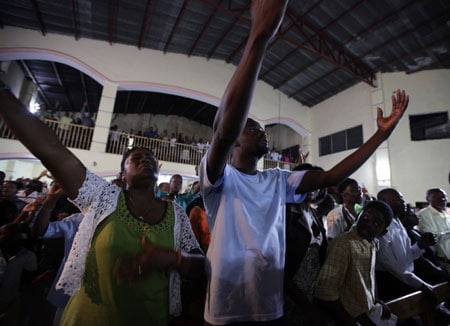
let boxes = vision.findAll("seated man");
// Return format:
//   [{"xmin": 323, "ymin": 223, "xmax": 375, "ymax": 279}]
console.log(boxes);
[
  {"xmin": 417, "ymin": 188, "xmax": 450, "ymax": 273},
  {"xmin": 315, "ymin": 201, "xmax": 396, "ymax": 325},
  {"xmin": 376, "ymin": 188, "xmax": 447, "ymax": 303},
  {"xmin": 399, "ymin": 205, "xmax": 440, "ymax": 269},
  {"xmin": 326, "ymin": 178, "xmax": 362, "ymax": 240}
]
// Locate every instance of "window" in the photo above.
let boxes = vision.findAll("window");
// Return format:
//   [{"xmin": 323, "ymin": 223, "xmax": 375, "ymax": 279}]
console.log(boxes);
[
  {"xmin": 319, "ymin": 125, "xmax": 363, "ymax": 156},
  {"xmin": 409, "ymin": 111, "xmax": 450, "ymax": 141}
]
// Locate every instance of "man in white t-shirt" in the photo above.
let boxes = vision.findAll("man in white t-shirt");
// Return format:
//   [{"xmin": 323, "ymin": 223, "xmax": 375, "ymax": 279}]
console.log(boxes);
[{"xmin": 200, "ymin": 1, "xmax": 409, "ymax": 325}]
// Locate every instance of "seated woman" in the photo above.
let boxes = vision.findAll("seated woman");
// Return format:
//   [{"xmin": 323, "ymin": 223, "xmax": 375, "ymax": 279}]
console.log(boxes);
[{"xmin": 0, "ymin": 88, "xmax": 205, "ymax": 326}]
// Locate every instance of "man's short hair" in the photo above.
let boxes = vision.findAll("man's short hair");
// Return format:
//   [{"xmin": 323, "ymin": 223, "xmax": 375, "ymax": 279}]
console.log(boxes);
[
  {"xmin": 362, "ymin": 200, "xmax": 393, "ymax": 228},
  {"xmin": 336, "ymin": 178, "xmax": 358, "ymax": 204}
]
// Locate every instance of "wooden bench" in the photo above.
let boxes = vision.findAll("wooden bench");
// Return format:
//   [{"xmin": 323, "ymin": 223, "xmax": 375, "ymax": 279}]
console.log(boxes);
[{"xmin": 387, "ymin": 281, "xmax": 450, "ymax": 325}]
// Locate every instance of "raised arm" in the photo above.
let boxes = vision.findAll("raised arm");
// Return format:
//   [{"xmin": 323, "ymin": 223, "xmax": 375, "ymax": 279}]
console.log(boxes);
[
  {"xmin": 0, "ymin": 89, "xmax": 85, "ymax": 199},
  {"xmin": 298, "ymin": 89, "xmax": 409, "ymax": 194},
  {"xmin": 206, "ymin": 0, "xmax": 288, "ymax": 183},
  {"xmin": 32, "ymin": 181, "xmax": 64, "ymax": 237}
]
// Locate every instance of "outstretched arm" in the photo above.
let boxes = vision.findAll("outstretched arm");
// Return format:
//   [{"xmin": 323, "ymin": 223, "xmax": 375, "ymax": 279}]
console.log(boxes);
[
  {"xmin": 206, "ymin": 0, "xmax": 288, "ymax": 183},
  {"xmin": 298, "ymin": 89, "xmax": 409, "ymax": 193},
  {"xmin": 0, "ymin": 89, "xmax": 85, "ymax": 199}
]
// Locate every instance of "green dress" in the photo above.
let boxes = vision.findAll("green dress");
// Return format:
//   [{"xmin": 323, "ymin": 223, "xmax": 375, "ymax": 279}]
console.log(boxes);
[{"xmin": 60, "ymin": 192, "xmax": 174, "ymax": 326}]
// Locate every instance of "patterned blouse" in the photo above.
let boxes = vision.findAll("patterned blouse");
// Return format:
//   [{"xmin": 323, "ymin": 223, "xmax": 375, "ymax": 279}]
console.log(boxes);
[{"xmin": 56, "ymin": 169, "xmax": 201, "ymax": 316}]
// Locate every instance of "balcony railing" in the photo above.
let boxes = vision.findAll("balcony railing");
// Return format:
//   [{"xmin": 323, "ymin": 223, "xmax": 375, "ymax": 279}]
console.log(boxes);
[
  {"xmin": 263, "ymin": 158, "xmax": 297, "ymax": 170},
  {"xmin": 0, "ymin": 118, "xmax": 296, "ymax": 170},
  {"xmin": 106, "ymin": 131, "xmax": 207, "ymax": 166}
]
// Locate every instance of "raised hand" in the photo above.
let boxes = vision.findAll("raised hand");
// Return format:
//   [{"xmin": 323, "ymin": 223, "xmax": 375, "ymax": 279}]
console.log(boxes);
[
  {"xmin": 298, "ymin": 144, "xmax": 309, "ymax": 164},
  {"xmin": 249, "ymin": 0, "xmax": 289, "ymax": 43},
  {"xmin": 376, "ymin": 89, "xmax": 409, "ymax": 135},
  {"xmin": 47, "ymin": 181, "xmax": 64, "ymax": 201},
  {"xmin": 22, "ymin": 201, "xmax": 39, "ymax": 213}
]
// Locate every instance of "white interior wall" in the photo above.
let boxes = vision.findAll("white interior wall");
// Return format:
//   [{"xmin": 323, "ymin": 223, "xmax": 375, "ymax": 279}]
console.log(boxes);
[
  {"xmin": 266, "ymin": 124, "xmax": 303, "ymax": 152},
  {"xmin": 311, "ymin": 82, "xmax": 378, "ymax": 195},
  {"xmin": 381, "ymin": 70, "xmax": 450, "ymax": 204}
]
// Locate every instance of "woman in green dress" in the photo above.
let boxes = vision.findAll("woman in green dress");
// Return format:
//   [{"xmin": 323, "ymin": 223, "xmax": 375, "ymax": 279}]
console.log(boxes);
[{"xmin": 0, "ymin": 88, "xmax": 205, "ymax": 325}]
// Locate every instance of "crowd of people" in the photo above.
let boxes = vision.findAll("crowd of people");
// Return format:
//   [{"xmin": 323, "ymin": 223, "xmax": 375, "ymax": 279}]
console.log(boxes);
[
  {"xmin": 1, "ymin": 1, "xmax": 450, "ymax": 325},
  {"xmin": 108, "ymin": 124, "xmax": 212, "ymax": 155},
  {"xmin": 40, "ymin": 101, "xmax": 96, "ymax": 128}
]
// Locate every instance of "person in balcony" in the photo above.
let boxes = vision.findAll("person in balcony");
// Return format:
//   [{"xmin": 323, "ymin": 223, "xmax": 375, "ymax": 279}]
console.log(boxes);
[
  {"xmin": 57, "ymin": 111, "xmax": 73, "ymax": 146},
  {"xmin": 143, "ymin": 123, "xmax": 159, "ymax": 139},
  {"xmin": 0, "ymin": 86, "xmax": 205, "ymax": 325},
  {"xmin": 79, "ymin": 101, "xmax": 95, "ymax": 127}
]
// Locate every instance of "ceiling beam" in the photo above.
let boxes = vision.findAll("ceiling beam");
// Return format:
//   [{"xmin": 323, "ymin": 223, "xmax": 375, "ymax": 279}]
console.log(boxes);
[
  {"xmin": 270, "ymin": 2, "xmax": 420, "ymax": 91},
  {"xmin": 164, "ymin": 0, "xmax": 189, "ymax": 53},
  {"xmin": 285, "ymin": 12, "xmax": 375, "ymax": 86},
  {"xmin": 317, "ymin": 0, "xmax": 366, "ymax": 33},
  {"xmin": 199, "ymin": 0, "xmax": 248, "ymax": 59},
  {"xmin": 207, "ymin": 15, "xmax": 240, "ymax": 59},
  {"xmin": 71, "ymin": 0, "xmax": 80, "ymax": 40},
  {"xmin": 52, "ymin": 62, "xmax": 75, "ymax": 112},
  {"xmin": 124, "ymin": 91, "xmax": 131, "ymax": 114},
  {"xmin": 260, "ymin": 1, "xmax": 325, "ymax": 79},
  {"xmin": 289, "ymin": 67, "xmax": 341, "ymax": 100},
  {"xmin": 30, "ymin": 0, "xmax": 46, "ymax": 35},
  {"xmin": 259, "ymin": 24, "xmax": 303, "ymax": 80},
  {"xmin": 225, "ymin": 1, "xmax": 324, "ymax": 65},
  {"xmin": 188, "ymin": 0, "xmax": 225, "ymax": 57},
  {"xmin": 137, "ymin": 0, "xmax": 153, "ymax": 49},
  {"xmin": 178, "ymin": 98, "xmax": 197, "ymax": 117},
  {"xmin": 20, "ymin": 60, "xmax": 52, "ymax": 109},
  {"xmin": 80, "ymin": 71, "xmax": 89, "ymax": 110},
  {"xmin": 189, "ymin": 103, "xmax": 211, "ymax": 121},
  {"xmin": 108, "ymin": 0, "xmax": 116, "ymax": 45},
  {"xmin": 137, "ymin": 93, "xmax": 148, "ymax": 115}
]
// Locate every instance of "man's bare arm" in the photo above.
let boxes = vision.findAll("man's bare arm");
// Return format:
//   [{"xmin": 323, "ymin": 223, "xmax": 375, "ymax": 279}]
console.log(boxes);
[
  {"xmin": 298, "ymin": 89, "xmax": 409, "ymax": 193},
  {"xmin": 206, "ymin": 0, "xmax": 288, "ymax": 183}
]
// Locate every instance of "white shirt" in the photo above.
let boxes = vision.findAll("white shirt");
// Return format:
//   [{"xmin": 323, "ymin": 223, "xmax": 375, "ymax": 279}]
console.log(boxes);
[
  {"xmin": 200, "ymin": 156, "xmax": 306, "ymax": 324},
  {"xmin": 326, "ymin": 205, "xmax": 356, "ymax": 239},
  {"xmin": 377, "ymin": 218, "xmax": 429, "ymax": 289},
  {"xmin": 417, "ymin": 205, "xmax": 450, "ymax": 259}
]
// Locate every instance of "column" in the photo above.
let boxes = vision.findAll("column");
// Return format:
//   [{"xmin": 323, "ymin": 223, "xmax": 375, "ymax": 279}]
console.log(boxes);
[{"xmin": 90, "ymin": 82, "xmax": 118, "ymax": 153}]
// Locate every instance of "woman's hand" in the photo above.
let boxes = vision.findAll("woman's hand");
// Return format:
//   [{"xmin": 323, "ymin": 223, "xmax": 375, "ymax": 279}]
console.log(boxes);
[{"xmin": 113, "ymin": 236, "xmax": 178, "ymax": 285}]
